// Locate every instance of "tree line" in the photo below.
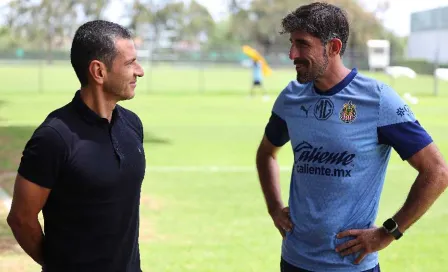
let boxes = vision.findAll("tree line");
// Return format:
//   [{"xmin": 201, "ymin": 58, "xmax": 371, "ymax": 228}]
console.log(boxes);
[{"xmin": 1, "ymin": 0, "xmax": 406, "ymax": 63}]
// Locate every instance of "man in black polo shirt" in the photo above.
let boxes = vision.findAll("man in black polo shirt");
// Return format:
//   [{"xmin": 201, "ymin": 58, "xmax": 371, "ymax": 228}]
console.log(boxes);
[{"xmin": 7, "ymin": 20, "xmax": 146, "ymax": 272}]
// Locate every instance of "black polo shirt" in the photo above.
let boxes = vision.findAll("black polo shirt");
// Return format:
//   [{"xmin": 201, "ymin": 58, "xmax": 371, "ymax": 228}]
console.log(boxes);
[{"xmin": 18, "ymin": 90, "xmax": 146, "ymax": 272}]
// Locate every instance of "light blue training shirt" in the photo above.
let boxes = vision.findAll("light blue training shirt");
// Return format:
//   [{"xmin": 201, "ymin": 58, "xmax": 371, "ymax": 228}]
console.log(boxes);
[
  {"xmin": 265, "ymin": 68, "xmax": 433, "ymax": 272},
  {"xmin": 253, "ymin": 61, "xmax": 263, "ymax": 82}
]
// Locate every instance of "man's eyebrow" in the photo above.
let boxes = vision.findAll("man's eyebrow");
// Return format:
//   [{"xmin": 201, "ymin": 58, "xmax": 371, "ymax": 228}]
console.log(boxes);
[
  {"xmin": 125, "ymin": 57, "xmax": 136, "ymax": 64},
  {"xmin": 290, "ymin": 38, "xmax": 310, "ymax": 45}
]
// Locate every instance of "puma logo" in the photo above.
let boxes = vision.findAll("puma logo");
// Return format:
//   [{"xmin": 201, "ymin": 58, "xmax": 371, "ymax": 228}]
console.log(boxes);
[{"xmin": 300, "ymin": 105, "xmax": 312, "ymax": 117}]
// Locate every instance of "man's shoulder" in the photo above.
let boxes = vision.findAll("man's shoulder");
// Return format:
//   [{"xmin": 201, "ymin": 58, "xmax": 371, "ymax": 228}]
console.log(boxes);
[
  {"xmin": 23, "ymin": 105, "xmax": 73, "ymax": 154},
  {"xmin": 39, "ymin": 104, "xmax": 74, "ymax": 138},
  {"xmin": 279, "ymin": 80, "xmax": 312, "ymax": 97},
  {"xmin": 348, "ymin": 71, "xmax": 398, "ymax": 102},
  {"xmin": 352, "ymin": 72, "xmax": 388, "ymax": 91},
  {"xmin": 116, "ymin": 105, "xmax": 141, "ymax": 126}
]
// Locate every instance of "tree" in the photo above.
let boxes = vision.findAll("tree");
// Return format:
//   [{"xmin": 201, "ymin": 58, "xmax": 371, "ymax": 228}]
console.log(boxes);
[
  {"xmin": 225, "ymin": 0, "xmax": 397, "ymax": 63},
  {"xmin": 81, "ymin": 0, "xmax": 110, "ymax": 21},
  {"xmin": 128, "ymin": 0, "xmax": 185, "ymax": 51},
  {"xmin": 7, "ymin": 0, "xmax": 110, "ymax": 63},
  {"xmin": 228, "ymin": 0, "xmax": 313, "ymax": 54},
  {"xmin": 181, "ymin": 0, "xmax": 215, "ymax": 44}
]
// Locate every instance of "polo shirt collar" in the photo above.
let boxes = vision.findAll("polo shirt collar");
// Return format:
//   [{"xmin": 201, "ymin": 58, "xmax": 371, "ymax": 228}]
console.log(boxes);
[{"xmin": 72, "ymin": 90, "xmax": 120, "ymax": 125}]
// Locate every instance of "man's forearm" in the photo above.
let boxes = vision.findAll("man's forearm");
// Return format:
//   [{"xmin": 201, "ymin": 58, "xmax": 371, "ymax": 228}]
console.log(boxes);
[
  {"xmin": 392, "ymin": 167, "xmax": 448, "ymax": 233},
  {"xmin": 8, "ymin": 217, "xmax": 45, "ymax": 265},
  {"xmin": 256, "ymin": 152, "xmax": 284, "ymax": 215}
]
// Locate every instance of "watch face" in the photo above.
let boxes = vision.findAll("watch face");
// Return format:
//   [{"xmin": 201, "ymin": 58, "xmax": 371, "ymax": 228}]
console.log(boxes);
[{"xmin": 384, "ymin": 218, "xmax": 397, "ymax": 230}]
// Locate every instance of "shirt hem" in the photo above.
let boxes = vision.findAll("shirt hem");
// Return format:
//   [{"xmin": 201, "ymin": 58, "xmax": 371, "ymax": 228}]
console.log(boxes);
[{"xmin": 281, "ymin": 254, "xmax": 379, "ymax": 272}]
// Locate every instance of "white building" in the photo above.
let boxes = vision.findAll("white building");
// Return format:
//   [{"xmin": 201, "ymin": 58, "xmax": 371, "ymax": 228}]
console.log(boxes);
[
  {"xmin": 407, "ymin": 6, "xmax": 448, "ymax": 63},
  {"xmin": 366, "ymin": 39, "xmax": 390, "ymax": 71}
]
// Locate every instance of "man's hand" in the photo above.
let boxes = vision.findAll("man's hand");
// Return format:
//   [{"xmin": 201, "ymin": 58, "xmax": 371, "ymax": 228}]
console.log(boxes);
[
  {"xmin": 335, "ymin": 227, "xmax": 394, "ymax": 265},
  {"xmin": 271, "ymin": 207, "xmax": 293, "ymax": 239}
]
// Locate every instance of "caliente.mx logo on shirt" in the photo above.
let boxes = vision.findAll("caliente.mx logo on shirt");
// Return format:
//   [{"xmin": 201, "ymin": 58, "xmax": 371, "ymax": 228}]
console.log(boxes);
[{"xmin": 293, "ymin": 141, "xmax": 356, "ymax": 177}]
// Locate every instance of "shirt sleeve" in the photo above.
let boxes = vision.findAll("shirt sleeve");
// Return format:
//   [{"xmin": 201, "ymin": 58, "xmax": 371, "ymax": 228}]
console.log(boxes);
[
  {"xmin": 264, "ymin": 89, "xmax": 290, "ymax": 147},
  {"xmin": 17, "ymin": 125, "xmax": 68, "ymax": 189},
  {"xmin": 377, "ymin": 84, "xmax": 433, "ymax": 160}
]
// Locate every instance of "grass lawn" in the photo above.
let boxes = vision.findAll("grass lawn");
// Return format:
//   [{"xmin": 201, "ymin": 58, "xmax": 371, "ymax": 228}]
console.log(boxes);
[{"xmin": 0, "ymin": 64, "xmax": 447, "ymax": 271}]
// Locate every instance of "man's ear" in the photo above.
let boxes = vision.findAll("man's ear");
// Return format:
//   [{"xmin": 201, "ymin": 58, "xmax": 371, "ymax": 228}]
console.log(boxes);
[
  {"xmin": 88, "ymin": 60, "xmax": 107, "ymax": 85},
  {"xmin": 328, "ymin": 38, "xmax": 343, "ymax": 57}
]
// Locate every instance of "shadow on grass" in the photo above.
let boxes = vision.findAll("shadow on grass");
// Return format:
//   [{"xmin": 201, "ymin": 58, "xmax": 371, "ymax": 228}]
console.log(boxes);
[{"xmin": 144, "ymin": 132, "xmax": 171, "ymax": 144}]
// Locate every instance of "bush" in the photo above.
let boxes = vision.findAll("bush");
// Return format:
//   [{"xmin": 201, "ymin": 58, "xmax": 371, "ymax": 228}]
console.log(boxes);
[{"xmin": 391, "ymin": 59, "xmax": 448, "ymax": 75}]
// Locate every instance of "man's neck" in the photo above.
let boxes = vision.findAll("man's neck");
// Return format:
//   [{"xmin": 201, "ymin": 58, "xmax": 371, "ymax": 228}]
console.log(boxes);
[
  {"xmin": 79, "ymin": 87, "xmax": 117, "ymax": 122},
  {"xmin": 314, "ymin": 63, "xmax": 352, "ymax": 92}
]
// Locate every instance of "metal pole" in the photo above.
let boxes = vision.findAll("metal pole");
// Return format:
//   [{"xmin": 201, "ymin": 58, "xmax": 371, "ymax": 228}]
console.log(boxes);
[
  {"xmin": 39, "ymin": 42, "xmax": 44, "ymax": 94},
  {"xmin": 434, "ymin": 41, "xmax": 440, "ymax": 96},
  {"xmin": 147, "ymin": 41, "xmax": 152, "ymax": 93},
  {"xmin": 38, "ymin": 58, "xmax": 43, "ymax": 93},
  {"xmin": 199, "ymin": 51, "xmax": 205, "ymax": 93}
]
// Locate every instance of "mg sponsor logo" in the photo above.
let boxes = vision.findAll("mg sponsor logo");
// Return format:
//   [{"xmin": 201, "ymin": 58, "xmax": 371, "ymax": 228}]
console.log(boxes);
[{"xmin": 314, "ymin": 98, "xmax": 334, "ymax": 120}]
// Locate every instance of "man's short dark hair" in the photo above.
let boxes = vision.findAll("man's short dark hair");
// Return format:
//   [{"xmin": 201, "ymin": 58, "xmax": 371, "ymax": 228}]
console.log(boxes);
[
  {"xmin": 280, "ymin": 2, "xmax": 350, "ymax": 56},
  {"xmin": 70, "ymin": 20, "xmax": 132, "ymax": 87}
]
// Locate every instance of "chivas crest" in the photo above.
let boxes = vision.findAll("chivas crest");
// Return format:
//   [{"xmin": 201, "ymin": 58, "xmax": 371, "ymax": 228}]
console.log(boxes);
[{"xmin": 340, "ymin": 101, "xmax": 357, "ymax": 123}]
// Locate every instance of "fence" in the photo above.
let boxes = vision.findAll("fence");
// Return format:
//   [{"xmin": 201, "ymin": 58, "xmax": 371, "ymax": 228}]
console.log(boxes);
[{"xmin": 0, "ymin": 47, "xmax": 445, "ymax": 95}]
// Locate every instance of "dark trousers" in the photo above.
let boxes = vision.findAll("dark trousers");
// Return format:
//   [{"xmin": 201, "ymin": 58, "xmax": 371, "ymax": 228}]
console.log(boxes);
[{"xmin": 281, "ymin": 258, "xmax": 381, "ymax": 272}]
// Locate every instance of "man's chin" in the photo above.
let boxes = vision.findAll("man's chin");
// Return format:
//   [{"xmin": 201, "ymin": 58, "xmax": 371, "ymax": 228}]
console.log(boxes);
[
  {"xmin": 124, "ymin": 93, "xmax": 135, "ymax": 100},
  {"xmin": 121, "ymin": 89, "xmax": 136, "ymax": 100},
  {"xmin": 296, "ymin": 75, "xmax": 311, "ymax": 84}
]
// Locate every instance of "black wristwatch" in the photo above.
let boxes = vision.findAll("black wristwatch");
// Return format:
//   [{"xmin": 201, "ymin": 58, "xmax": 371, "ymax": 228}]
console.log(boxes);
[{"xmin": 382, "ymin": 218, "xmax": 403, "ymax": 240}]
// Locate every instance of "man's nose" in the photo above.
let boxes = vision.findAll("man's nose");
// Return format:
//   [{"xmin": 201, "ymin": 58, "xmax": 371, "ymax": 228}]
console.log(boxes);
[
  {"xmin": 136, "ymin": 62, "xmax": 144, "ymax": 77},
  {"xmin": 289, "ymin": 47, "xmax": 299, "ymax": 60}
]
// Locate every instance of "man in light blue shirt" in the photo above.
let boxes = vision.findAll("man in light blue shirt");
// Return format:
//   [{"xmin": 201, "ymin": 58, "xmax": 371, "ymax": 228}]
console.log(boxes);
[
  {"xmin": 251, "ymin": 59, "xmax": 267, "ymax": 98},
  {"xmin": 255, "ymin": 2, "xmax": 448, "ymax": 272}
]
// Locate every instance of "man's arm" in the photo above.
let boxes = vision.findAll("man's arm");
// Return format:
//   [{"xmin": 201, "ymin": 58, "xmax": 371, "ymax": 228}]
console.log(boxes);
[
  {"xmin": 336, "ymin": 143, "xmax": 448, "ymax": 264},
  {"xmin": 7, "ymin": 125, "xmax": 67, "ymax": 266},
  {"xmin": 391, "ymin": 143, "xmax": 448, "ymax": 233},
  {"xmin": 256, "ymin": 135, "xmax": 285, "ymax": 216},
  {"xmin": 336, "ymin": 85, "xmax": 447, "ymax": 263},
  {"xmin": 7, "ymin": 174, "xmax": 50, "ymax": 265},
  {"xmin": 256, "ymin": 110, "xmax": 292, "ymax": 236},
  {"xmin": 256, "ymin": 135, "xmax": 293, "ymax": 236}
]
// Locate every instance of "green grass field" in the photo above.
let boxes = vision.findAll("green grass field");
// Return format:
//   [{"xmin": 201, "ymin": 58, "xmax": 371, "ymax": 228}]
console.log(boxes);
[{"xmin": 0, "ymin": 64, "xmax": 448, "ymax": 271}]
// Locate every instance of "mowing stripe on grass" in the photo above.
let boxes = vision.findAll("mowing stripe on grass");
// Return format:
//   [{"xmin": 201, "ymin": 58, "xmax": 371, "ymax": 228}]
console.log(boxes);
[
  {"xmin": 146, "ymin": 165, "xmax": 406, "ymax": 173},
  {"xmin": 147, "ymin": 166, "xmax": 290, "ymax": 173}
]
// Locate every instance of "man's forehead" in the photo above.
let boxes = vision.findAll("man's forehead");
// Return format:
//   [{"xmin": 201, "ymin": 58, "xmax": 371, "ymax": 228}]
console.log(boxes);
[
  {"xmin": 114, "ymin": 38, "xmax": 136, "ymax": 57},
  {"xmin": 290, "ymin": 30, "xmax": 315, "ymax": 41}
]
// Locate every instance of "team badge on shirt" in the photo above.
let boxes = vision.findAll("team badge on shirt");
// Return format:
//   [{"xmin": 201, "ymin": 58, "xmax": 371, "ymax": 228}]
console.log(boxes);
[{"xmin": 339, "ymin": 101, "xmax": 357, "ymax": 123}]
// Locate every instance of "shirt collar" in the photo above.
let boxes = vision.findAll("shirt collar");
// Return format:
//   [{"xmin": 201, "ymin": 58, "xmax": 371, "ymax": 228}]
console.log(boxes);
[
  {"xmin": 313, "ymin": 68, "xmax": 358, "ymax": 96},
  {"xmin": 72, "ymin": 90, "xmax": 120, "ymax": 125}
]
